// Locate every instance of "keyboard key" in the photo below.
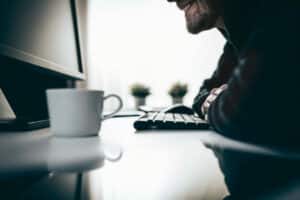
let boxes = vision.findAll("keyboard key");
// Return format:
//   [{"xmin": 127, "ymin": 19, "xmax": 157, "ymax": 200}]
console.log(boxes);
[
  {"xmin": 154, "ymin": 112, "xmax": 166, "ymax": 122},
  {"xmin": 164, "ymin": 113, "xmax": 174, "ymax": 122},
  {"xmin": 191, "ymin": 115, "xmax": 206, "ymax": 124},
  {"xmin": 174, "ymin": 114, "xmax": 185, "ymax": 123},
  {"xmin": 147, "ymin": 112, "xmax": 158, "ymax": 121},
  {"xmin": 181, "ymin": 114, "xmax": 194, "ymax": 124}
]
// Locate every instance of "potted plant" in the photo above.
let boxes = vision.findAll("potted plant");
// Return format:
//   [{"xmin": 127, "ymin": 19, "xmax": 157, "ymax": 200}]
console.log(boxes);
[
  {"xmin": 168, "ymin": 82, "xmax": 188, "ymax": 104},
  {"xmin": 130, "ymin": 83, "xmax": 151, "ymax": 109}
]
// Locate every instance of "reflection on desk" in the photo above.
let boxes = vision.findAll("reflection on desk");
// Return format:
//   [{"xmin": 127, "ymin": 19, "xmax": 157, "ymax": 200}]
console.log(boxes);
[
  {"xmin": 0, "ymin": 129, "xmax": 122, "ymax": 179},
  {"xmin": 2, "ymin": 117, "xmax": 299, "ymax": 199},
  {"xmin": 86, "ymin": 117, "xmax": 300, "ymax": 200},
  {"xmin": 85, "ymin": 118, "xmax": 229, "ymax": 200}
]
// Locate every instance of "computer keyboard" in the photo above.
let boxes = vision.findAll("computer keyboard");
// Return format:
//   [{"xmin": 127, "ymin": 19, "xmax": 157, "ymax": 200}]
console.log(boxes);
[{"xmin": 133, "ymin": 111, "xmax": 210, "ymax": 130}]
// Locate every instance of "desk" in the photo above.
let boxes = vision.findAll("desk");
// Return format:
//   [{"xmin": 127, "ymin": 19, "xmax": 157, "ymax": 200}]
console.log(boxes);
[
  {"xmin": 0, "ymin": 129, "xmax": 123, "ymax": 179},
  {"xmin": 85, "ymin": 117, "xmax": 300, "ymax": 200},
  {"xmin": 2, "ymin": 117, "xmax": 300, "ymax": 199},
  {"xmin": 84, "ymin": 117, "xmax": 229, "ymax": 200},
  {"xmin": 0, "ymin": 127, "xmax": 121, "ymax": 199}
]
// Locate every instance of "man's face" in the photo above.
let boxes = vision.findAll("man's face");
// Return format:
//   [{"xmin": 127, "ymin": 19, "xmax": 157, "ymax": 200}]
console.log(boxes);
[{"xmin": 168, "ymin": 0, "xmax": 221, "ymax": 34}]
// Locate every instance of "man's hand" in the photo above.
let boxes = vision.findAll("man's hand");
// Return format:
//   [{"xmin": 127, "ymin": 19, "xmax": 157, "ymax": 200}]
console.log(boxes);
[{"xmin": 201, "ymin": 84, "xmax": 228, "ymax": 121}]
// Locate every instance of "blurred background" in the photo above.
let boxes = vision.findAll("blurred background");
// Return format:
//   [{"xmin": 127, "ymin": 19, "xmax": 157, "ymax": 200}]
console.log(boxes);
[{"xmin": 87, "ymin": 0, "xmax": 226, "ymax": 110}]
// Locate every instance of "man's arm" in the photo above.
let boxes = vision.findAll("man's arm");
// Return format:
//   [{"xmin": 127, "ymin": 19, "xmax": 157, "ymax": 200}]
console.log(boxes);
[
  {"xmin": 207, "ymin": 27, "xmax": 299, "ymax": 146},
  {"xmin": 192, "ymin": 42, "xmax": 238, "ymax": 119}
]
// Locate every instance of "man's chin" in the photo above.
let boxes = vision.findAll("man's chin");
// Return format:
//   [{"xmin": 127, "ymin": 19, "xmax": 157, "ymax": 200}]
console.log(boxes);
[
  {"xmin": 187, "ymin": 25, "xmax": 204, "ymax": 34},
  {"xmin": 186, "ymin": 23, "xmax": 211, "ymax": 34},
  {"xmin": 185, "ymin": 16, "xmax": 217, "ymax": 34}
]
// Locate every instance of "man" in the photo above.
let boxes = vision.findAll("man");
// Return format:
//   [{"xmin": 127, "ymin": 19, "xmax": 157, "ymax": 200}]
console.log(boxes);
[{"xmin": 167, "ymin": 0, "xmax": 300, "ymax": 199}]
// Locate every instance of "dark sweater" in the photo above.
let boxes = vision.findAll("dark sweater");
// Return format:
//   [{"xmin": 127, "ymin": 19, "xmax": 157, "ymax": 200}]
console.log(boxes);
[{"xmin": 192, "ymin": 0, "xmax": 300, "ymax": 148}]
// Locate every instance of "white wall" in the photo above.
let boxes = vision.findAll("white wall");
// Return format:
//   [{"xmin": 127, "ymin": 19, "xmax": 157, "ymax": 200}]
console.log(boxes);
[{"xmin": 87, "ymin": 0, "xmax": 226, "ymax": 110}]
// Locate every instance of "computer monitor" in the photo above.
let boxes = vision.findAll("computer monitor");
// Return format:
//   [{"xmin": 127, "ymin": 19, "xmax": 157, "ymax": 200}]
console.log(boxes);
[
  {"xmin": 0, "ymin": 0, "xmax": 86, "ymax": 79},
  {"xmin": 0, "ymin": 0, "xmax": 88, "ymax": 130}
]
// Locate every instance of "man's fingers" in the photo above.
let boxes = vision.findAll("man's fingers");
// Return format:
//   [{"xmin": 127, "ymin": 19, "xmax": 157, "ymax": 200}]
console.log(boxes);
[
  {"xmin": 201, "ymin": 101, "xmax": 210, "ymax": 114},
  {"xmin": 220, "ymin": 84, "xmax": 228, "ymax": 90},
  {"xmin": 206, "ymin": 93, "xmax": 217, "ymax": 103},
  {"xmin": 211, "ymin": 88, "xmax": 218, "ymax": 94},
  {"xmin": 202, "ymin": 84, "xmax": 228, "ymax": 117},
  {"xmin": 212, "ymin": 84, "xmax": 228, "ymax": 95}
]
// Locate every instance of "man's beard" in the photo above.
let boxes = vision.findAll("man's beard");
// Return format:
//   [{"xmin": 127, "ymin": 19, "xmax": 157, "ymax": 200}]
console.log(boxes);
[
  {"xmin": 185, "ymin": 0, "xmax": 220, "ymax": 34},
  {"xmin": 186, "ymin": 13, "xmax": 214, "ymax": 34}
]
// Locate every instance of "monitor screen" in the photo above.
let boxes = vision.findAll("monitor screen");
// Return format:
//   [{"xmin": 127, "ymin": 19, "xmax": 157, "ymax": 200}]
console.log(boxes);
[{"xmin": 0, "ymin": 0, "xmax": 85, "ymax": 79}]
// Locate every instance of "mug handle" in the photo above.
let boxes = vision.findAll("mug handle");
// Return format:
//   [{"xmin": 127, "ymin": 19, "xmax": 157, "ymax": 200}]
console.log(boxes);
[{"xmin": 101, "ymin": 94, "xmax": 123, "ymax": 121}]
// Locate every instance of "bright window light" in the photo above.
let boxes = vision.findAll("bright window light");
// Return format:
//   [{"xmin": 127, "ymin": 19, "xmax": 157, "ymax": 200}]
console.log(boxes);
[{"xmin": 87, "ymin": 0, "xmax": 226, "ymax": 110}]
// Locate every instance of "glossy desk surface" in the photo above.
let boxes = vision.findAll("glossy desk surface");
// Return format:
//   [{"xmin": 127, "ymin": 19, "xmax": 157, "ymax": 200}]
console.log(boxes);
[
  {"xmin": 1, "ymin": 116, "xmax": 299, "ymax": 198},
  {"xmin": 85, "ymin": 117, "xmax": 300, "ymax": 200},
  {"xmin": 0, "ymin": 129, "xmax": 122, "ymax": 179},
  {"xmin": 103, "ymin": 117, "xmax": 300, "ymax": 160}
]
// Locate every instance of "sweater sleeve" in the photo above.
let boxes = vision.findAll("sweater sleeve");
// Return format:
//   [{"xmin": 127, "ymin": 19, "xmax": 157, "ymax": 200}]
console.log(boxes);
[
  {"xmin": 192, "ymin": 42, "xmax": 238, "ymax": 119},
  {"xmin": 207, "ymin": 27, "xmax": 300, "ymax": 145}
]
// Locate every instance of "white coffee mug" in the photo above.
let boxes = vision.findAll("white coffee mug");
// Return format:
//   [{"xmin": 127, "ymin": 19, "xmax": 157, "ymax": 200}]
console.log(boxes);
[{"xmin": 46, "ymin": 89, "xmax": 123, "ymax": 137}]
